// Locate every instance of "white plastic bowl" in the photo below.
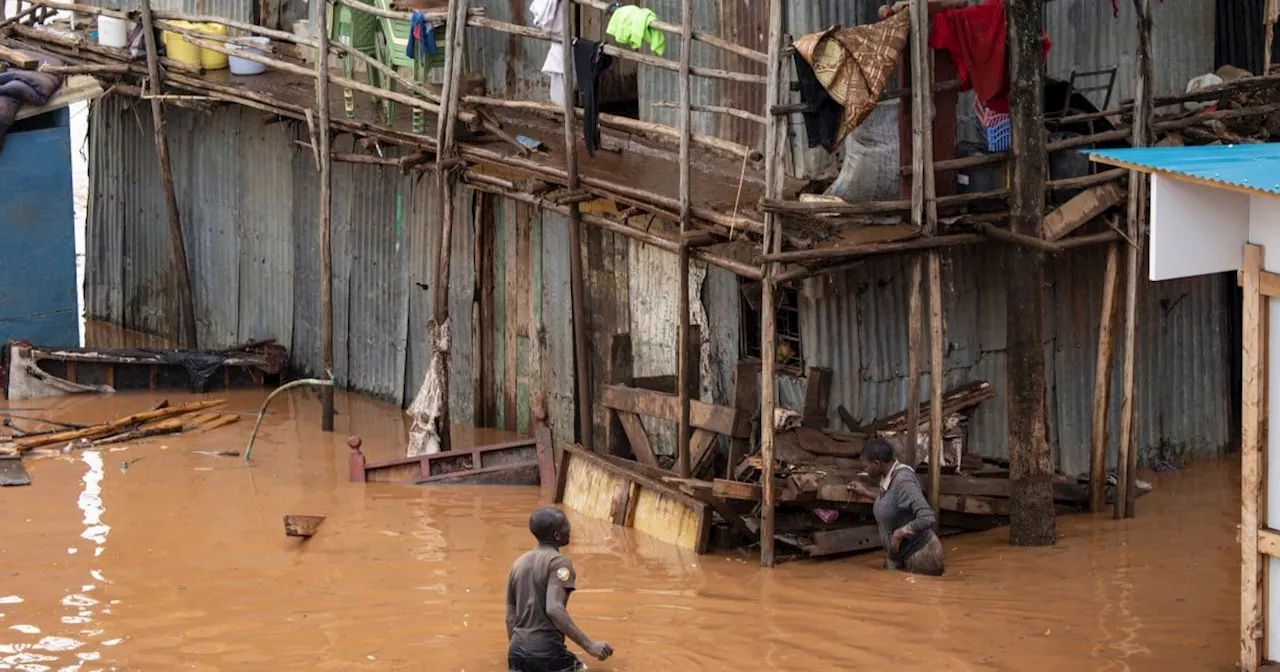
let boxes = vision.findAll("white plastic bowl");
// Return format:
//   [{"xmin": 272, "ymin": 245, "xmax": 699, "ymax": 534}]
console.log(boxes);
[{"xmin": 228, "ymin": 36, "xmax": 271, "ymax": 76}]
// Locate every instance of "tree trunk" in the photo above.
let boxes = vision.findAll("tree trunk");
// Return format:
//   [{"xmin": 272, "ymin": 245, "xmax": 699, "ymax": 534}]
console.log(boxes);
[{"xmin": 1005, "ymin": 0, "xmax": 1055, "ymax": 547}]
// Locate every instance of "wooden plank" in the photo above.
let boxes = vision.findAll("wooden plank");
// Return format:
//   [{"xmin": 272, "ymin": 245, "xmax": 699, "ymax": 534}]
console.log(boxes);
[
  {"xmin": 1090, "ymin": 243, "xmax": 1121, "ymax": 512},
  {"xmin": 804, "ymin": 525, "xmax": 881, "ymax": 557},
  {"xmin": 689, "ymin": 428, "xmax": 717, "ymax": 478},
  {"xmin": 616, "ymin": 410, "xmax": 658, "ymax": 467},
  {"xmin": 602, "ymin": 384, "xmax": 740, "ymax": 437},
  {"xmin": 610, "ymin": 478, "xmax": 632, "ymax": 525},
  {"xmin": 1042, "ymin": 182, "xmax": 1126, "ymax": 241},
  {"xmin": 535, "ymin": 427, "xmax": 556, "ymax": 496},
  {"xmin": 415, "ymin": 462, "xmax": 541, "ymax": 485},
  {"xmin": 1259, "ymin": 528, "xmax": 1280, "ymax": 558},
  {"xmin": 505, "ymin": 201, "xmax": 520, "ymax": 430},
  {"xmin": 604, "ymin": 333, "xmax": 633, "ymax": 457},
  {"xmin": 1237, "ymin": 268, "xmax": 1280, "ymax": 299},
  {"xmin": 801, "ymin": 367, "xmax": 833, "ymax": 427},
  {"xmin": 0, "ymin": 44, "xmax": 36, "ymax": 68},
  {"xmin": 15, "ymin": 76, "xmax": 105, "ymax": 122},
  {"xmin": 558, "ymin": 444, "xmax": 709, "ymax": 519},
  {"xmin": 729, "ymin": 360, "xmax": 760, "ymax": 479},
  {"xmin": 1242, "ymin": 243, "xmax": 1265, "ymax": 670}
]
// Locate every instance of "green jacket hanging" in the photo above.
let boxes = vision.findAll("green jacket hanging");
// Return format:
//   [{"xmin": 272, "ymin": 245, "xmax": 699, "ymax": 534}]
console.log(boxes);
[{"xmin": 606, "ymin": 6, "xmax": 665, "ymax": 56}]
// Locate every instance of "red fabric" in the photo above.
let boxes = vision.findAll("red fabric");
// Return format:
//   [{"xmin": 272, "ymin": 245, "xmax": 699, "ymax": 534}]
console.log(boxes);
[{"xmin": 928, "ymin": 0, "xmax": 1051, "ymax": 114}]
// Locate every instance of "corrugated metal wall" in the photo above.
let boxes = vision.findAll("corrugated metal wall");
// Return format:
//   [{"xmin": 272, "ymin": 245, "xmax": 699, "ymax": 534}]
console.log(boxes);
[
  {"xmin": 83, "ymin": 0, "xmax": 255, "ymax": 24},
  {"xmin": 797, "ymin": 244, "xmax": 1234, "ymax": 476}
]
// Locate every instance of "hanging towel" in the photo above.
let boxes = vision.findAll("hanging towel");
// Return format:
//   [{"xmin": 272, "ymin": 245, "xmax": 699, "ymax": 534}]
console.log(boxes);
[
  {"xmin": 792, "ymin": 50, "xmax": 842, "ymax": 152},
  {"xmin": 929, "ymin": 0, "xmax": 1050, "ymax": 114},
  {"xmin": 605, "ymin": 5, "xmax": 665, "ymax": 56},
  {"xmin": 793, "ymin": 10, "xmax": 909, "ymax": 148},
  {"xmin": 406, "ymin": 11, "xmax": 438, "ymax": 59},
  {"xmin": 573, "ymin": 38, "xmax": 613, "ymax": 156},
  {"xmin": 533, "ymin": 0, "xmax": 567, "ymax": 105}
]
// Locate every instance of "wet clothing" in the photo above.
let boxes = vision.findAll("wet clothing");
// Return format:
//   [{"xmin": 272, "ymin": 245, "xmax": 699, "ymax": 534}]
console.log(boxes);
[
  {"xmin": 507, "ymin": 547, "xmax": 581, "ymax": 672},
  {"xmin": 572, "ymin": 38, "xmax": 612, "ymax": 157},
  {"xmin": 873, "ymin": 462, "xmax": 943, "ymax": 576}
]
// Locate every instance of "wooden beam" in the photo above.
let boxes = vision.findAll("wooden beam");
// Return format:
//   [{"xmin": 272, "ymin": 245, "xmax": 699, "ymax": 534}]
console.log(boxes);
[
  {"xmin": 689, "ymin": 428, "xmax": 717, "ymax": 477},
  {"xmin": 310, "ymin": 0, "xmax": 335, "ymax": 430},
  {"xmin": 604, "ymin": 333, "xmax": 634, "ymax": 457},
  {"xmin": 560, "ymin": 0, "xmax": 593, "ymax": 451},
  {"xmin": 1259, "ymin": 528, "xmax": 1280, "ymax": 558},
  {"xmin": 1237, "ymin": 268, "xmax": 1280, "ymax": 298},
  {"xmin": 729, "ymin": 360, "xmax": 760, "ymax": 479},
  {"xmin": 616, "ymin": 411, "xmax": 658, "ymax": 467},
  {"xmin": 675, "ymin": 0, "xmax": 694, "ymax": 481},
  {"xmin": 1042, "ymin": 182, "xmax": 1126, "ymax": 242},
  {"xmin": 1090, "ymin": 243, "xmax": 1121, "ymax": 513},
  {"xmin": 801, "ymin": 367, "xmax": 833, "ymax": 427},
  {"xmin": 804, "ymin": 525, "xmax": 881, "ymax": 557},
  {"xmin": 760, "ymin": 0, "xmax": 786, "ymax": 569},
  {"xmin": 0, "ymin": 43, "xmax": 36, "ymax": 68},
  {"xmin": 1241, "ymin": 243, "xmax": 1266, "ymax": 672},
  {"xmin": 601, "ymin": 385, "xmax": 741, "ymax": 437}
]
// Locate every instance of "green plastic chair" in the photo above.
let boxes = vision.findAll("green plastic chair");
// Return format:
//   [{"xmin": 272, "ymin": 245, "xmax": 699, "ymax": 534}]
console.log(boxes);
[
  {"xmin": 370, "ymin": 0, "xmax": 453, "ymax": 133},
  {"xmin": 329, "ymin": 0, "xmax": 382, "ymax": 118}
]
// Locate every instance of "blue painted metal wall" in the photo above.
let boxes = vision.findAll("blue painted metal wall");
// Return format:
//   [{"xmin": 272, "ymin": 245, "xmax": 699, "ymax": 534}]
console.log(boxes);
[{"xmin": 0, "ymin": 107, "xmax": 79, "ymax": 347}]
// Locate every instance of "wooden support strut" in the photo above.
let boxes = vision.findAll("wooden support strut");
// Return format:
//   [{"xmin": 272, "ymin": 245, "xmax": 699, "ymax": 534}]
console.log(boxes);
[
  {"xmin": 1241, "ymin": 244, "xmax": 1266, "ymax": 672},
  {"xmin": 758, "ymin": 0, "xmax": 786, "ymax": 569},
  {"xmin": 1089, "ymin": 242, "xmax": 1121, "ymax": 513},
  {"xmin": 137, "ymin": 0, "xmax": 198, "ymax": 350},
  {"xmin": 313, "ymin": 0, "xmax": 335, "ymax": 431},
  {"xmin": 675, "ymin": 0, "xmax": 693, "ymax": 479},
  {"xmin": 559, "ymin": 0, "xmax": 593, "ymax": 450}
]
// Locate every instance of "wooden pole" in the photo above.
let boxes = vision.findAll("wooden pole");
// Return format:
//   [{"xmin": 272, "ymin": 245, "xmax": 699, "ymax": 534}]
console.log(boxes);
[
  {"xmin": 1266, "ymin": 0, "xmax": 1277, "ymax": 75},
  {"xmin": 137, "ymin": 0, "xmax": 198, "ymax": 349},
  {"xmin": 1241, "ymin": 243, "xmax": 1266, "ymax": 672},
  {"xmin": 1089, "ymin": 242, "xmax": 1121, "ymax": 513},
  {"xmin": 1005, "ymin": 0, "xmax": 1055, "ymax": 546},
  {"xmin": 758, "ymin": 0, "xmax": 785, "ymax": 568},
  {"xmin": 427, "ymin": 0, "xmax": 468, "ymax": 453},
  {"xmin": 1118, "ymin": 0, "xmax": 1153, "ymax": 519},
  {"xmin": 313, "ymin": 0, "xmax": 335, "ymax": 431},
  {"xmin": 675, "ymin": 0, "xmax": 693, "ymax": 479},
  {"xmin": 560, "ymin": 0, "xmax": 593, "ymax": 449},
  {"xmin": 908, "ymin": 0, "xmax": 943, "ymax": 511}
]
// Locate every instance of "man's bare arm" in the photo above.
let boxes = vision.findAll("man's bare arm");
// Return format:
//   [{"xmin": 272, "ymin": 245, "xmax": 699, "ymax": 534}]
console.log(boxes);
[{"xmin": 544, "ymin": 582, "xmax": 594, "ymax": 651}]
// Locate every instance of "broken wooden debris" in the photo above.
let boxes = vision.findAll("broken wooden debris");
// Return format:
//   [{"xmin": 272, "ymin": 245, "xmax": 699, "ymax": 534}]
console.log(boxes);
[
  {"xmin": 352, "ymin": 427, "xmax": 556, "ymax": 487},
  {"xmin": 0, "ymin": 398, "xmax": 240, "ymax": 456},
  {"xmin": 284, "ymin": 514, "xmax": 326, "ymax": 538}
]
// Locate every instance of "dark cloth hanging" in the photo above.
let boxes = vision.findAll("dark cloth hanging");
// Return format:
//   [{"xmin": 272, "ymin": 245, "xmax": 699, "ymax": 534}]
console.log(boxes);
[
  {"xmin": 572, "ymin": 38, "xmax": 612, "ymax": 157},
  {"xmin": 792, "ymin": 50, "xmax": 842, "ymax": 152}
]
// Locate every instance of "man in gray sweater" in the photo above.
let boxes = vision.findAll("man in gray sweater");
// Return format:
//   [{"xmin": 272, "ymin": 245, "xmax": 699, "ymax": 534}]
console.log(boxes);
[{"xmin": 850, "ymin": 437, "xmax": 945, "ymax": 575}]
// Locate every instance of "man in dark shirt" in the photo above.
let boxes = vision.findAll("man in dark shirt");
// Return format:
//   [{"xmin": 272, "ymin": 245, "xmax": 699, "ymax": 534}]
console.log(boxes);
[{"xmin": 506, "ymin": 507, "xmax": 613, "ymax": 672}]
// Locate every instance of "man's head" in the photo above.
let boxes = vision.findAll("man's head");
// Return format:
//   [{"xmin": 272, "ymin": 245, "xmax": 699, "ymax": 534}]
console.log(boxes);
[
  {"xmin": 529, "ymin": 506, "xmax": 571, "ymax": 548},
  {"xmin": 861, "ymin": 437, "xmax": 896, "ymax": 479}
]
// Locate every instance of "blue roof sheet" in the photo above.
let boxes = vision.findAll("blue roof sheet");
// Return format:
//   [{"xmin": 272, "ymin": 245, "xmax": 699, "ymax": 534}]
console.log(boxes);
[{"xmin": 1089, "ymin": 144, "xmax": 1280, "ymax": 196}]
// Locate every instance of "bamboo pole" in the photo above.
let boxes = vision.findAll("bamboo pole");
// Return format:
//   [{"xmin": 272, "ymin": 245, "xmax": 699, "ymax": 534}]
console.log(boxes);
[
  {"xmin": 649, "ymin": 100, "xmax": 767, "ymax": 126},
  {"xmin": 1117, "ymin": 0, "xmax": 1152, "ymax": 519},
  {"xmin": 1089, "ymin": 242, "xmax": 1121, "ymax": 512},
  {"xmin": 675, "ymin": 0, "xmax": 693, "ymax": 479},
  {"xmin": 137, "ymin": 0, "xmax": 198, "ymax": 349},
  {"xmin": 559, "ymin": 0, "xmax": 593, "ymax": 450},
  {"xmin": 313, "ymin": 0, "xmax": 335, "ymax": 431},
  {"xmin": 759, "ymin": 0, "xmax": 784, "ymax": 568}
]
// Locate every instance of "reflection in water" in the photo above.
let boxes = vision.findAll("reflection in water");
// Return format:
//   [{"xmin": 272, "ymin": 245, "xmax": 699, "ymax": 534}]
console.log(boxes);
[{"xmin": 0, "ymin": 390, "xmax": 1246, "ymax": 670}]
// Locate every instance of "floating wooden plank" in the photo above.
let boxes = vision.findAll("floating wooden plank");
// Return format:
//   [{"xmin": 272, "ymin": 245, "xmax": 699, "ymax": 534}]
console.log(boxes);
[
  {"xmin": 356, "ymin": 428, "xmax": 555, "ymax": 487},
  {"xmin": 602, "ymin": 385, "xmax": 742, "ymax": 437},
  {"xmin": 3, "ymin": 399, "xmax": 225, "ymax": 454},
  {"xmin": 284, "ymin": 514, "xmax": 325, "ymax": 538},
  {"xmin": 557, "ymin": 444, "xmax": 711, "ymax": 553}
]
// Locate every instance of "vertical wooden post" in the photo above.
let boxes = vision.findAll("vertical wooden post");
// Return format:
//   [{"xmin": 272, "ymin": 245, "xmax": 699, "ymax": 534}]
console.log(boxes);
[
  {"xmin": 1005, "ymin": 0, "xmax": 1055, "ymax": 546},
  {"xmin": 905, "ymin": 260, "xmax": 922, "ymax": 457},
  {"xmin": 427, "ymin": 0, "xmax": 468, "ymax": 453},
  {"xmin": 1117, "ymin": 0, "xmax": 1152, "ymax": 519},
  {"xmin": 1266, "ymin": 0, "xmax": 1278, "ymax": 75},
  {"xmin": 560, "ymin": 0, "xmax": 594, "ymax": 450},
  {"xmin": 138, "ymin": 0, "xmax": 198, "ymax": 350},
  {"xmin": 604, "ymin": 333, "xmax": 634, "ymax": 457},
  {"xmin": 758, "ymin": 0, "xmax": 785, "ymax": 568},
  {"xmin": 1089, "ymin": 242, "xmax": 1121, "ymax": 513},
  {"xmin": 1241, "ymin": 243, "xmax": 1265, "ymax": 672},
  {"xmin": 675, "ymin": 0, "xmax": 693, "ymax": 479},
  {"xmin": 311, "ymin": 0, "xmax": 335, "ymax": 431},
  {"xmin": 907, "ymin": 0, "xmax": 944, "ymax": 511}
]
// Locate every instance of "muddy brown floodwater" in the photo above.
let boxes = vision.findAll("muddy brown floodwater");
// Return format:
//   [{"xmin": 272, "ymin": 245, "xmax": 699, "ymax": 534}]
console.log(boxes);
[{"xmin": 0, "ymin": 390, "xmax": 1239, "ymax": 670}]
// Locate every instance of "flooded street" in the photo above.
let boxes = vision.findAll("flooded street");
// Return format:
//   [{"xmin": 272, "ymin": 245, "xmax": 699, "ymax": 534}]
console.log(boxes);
[{"xmin": 0, "ymin": 390, "xmax": 1238, "ymax": 671}]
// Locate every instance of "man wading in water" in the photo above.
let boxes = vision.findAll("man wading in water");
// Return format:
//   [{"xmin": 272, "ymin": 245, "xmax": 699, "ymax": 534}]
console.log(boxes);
[
  {"xmin": 506, "ymin": 507, "xmax": 613, "ymax": 672},
  {"xmin": 849, "ymin": 437, "xmax": 945, "ymax": 575}
]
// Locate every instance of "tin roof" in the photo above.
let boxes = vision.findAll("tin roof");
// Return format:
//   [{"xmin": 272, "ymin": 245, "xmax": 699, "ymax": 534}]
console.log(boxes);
[{"xmin": 1090, "ymin": 144, "xmax": 1280, "ymax": 197}]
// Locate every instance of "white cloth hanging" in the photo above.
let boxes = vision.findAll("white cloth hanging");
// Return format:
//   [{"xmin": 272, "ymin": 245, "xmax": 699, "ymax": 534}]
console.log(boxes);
[{"xmin": 531, "ymin": 0, "xmax": 567, "ymax": 105}]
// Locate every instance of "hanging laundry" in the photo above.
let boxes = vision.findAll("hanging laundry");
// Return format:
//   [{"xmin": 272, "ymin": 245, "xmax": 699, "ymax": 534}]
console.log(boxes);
[
  {"xmin": 532, "ymin": 0, "xmax": 567, "ymax": 105},
  {"xmin": 793, "ymin": 50, "xmax": 842, "ymax": 152},
  {"xmin": 573, "ymin": 38, "xmax": 613, "ymax": 156},
  {"xmin": 928, "ymin": 0, "xmax": 1050, "ymax": 114},
  {"xmin": 605, "ymin": 5, "xmax": 665, "ymax": 56},
  {"xmin": 792, "ymin": 10, "xmax": 910, "ymax": 149},
  {"xmin": 406, "ymin": 11, "xmax": 438, "ymax": 59}
]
